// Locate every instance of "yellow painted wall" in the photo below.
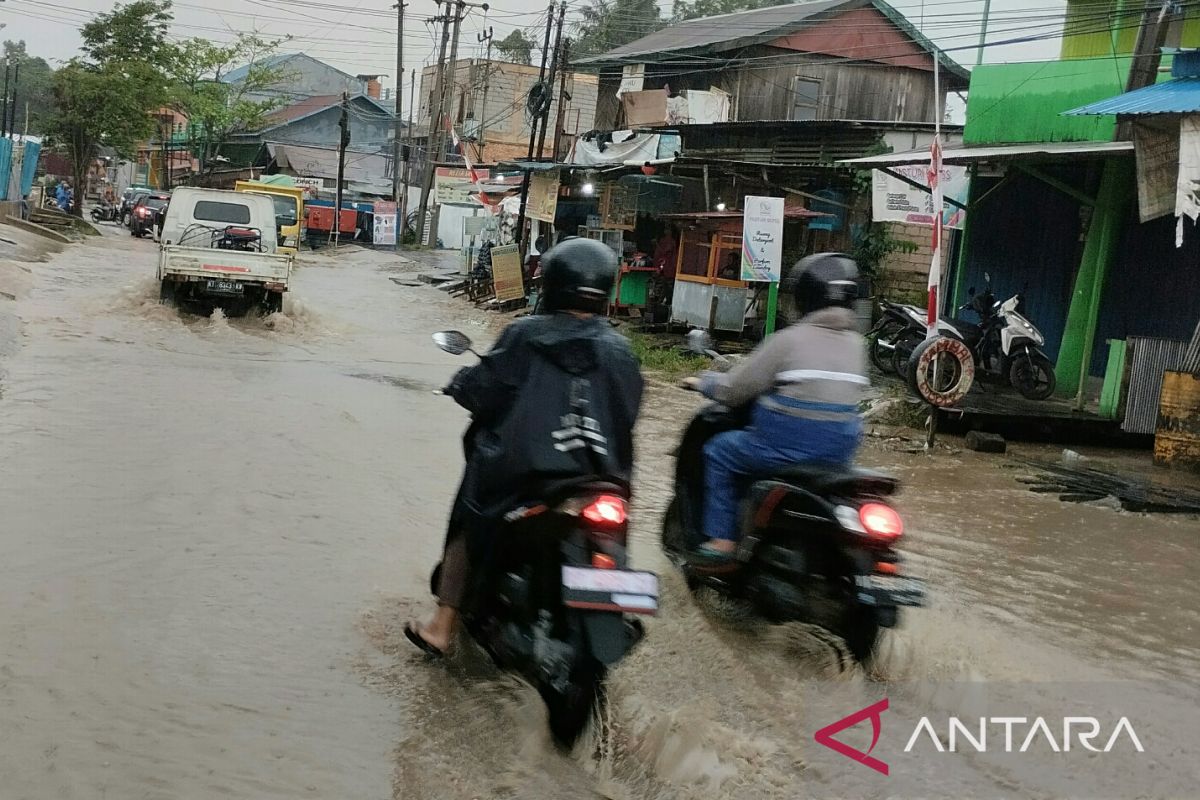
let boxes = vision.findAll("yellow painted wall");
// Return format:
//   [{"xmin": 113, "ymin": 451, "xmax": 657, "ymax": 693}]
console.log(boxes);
[{"xmin": 1061, "ymin": 0, "xmax": 1200, "ymax": 59}]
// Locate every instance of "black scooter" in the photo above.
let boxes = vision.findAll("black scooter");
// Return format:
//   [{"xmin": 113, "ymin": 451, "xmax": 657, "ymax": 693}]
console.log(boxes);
[
  {"xmin": 430, "ymin": 330, "xmax": 655, "ymax": 747},
  {"xmin": 663, "ymin": 334, "xmax": 923, "ymax": 662},
  {"xmin": 90, "ymin": 202, "xmax": 119, "ymax": 223}
]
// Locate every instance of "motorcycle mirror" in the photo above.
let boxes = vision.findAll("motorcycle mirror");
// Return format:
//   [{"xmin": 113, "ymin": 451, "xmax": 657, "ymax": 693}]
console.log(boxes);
[
  {"xmin": 984, "ymin": 272, "xmax": 992, "ymax": 285},
  {"xmin": 968, "ymin": 286, "xmax": 976, "ymax": 297},
  {"xmin": 432, "ymin": 330, "xmax": 474, "ymax": 356},
  {"xmin": 686, "ymin": 329, "xmax": 714, "ymax": 355}
]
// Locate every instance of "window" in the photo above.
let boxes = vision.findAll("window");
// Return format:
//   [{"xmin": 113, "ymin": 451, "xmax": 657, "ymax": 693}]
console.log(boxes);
[
  {"xmin": 790, "ymin": 77, "xmax": 821, "ymax": 121},
  {"xmin": 268, "ymin": 195, "xmax": 298, "ymax": 226},
  {"xmin": 193, "ymin": 200, "xmax": 251, "ymax": 225}
]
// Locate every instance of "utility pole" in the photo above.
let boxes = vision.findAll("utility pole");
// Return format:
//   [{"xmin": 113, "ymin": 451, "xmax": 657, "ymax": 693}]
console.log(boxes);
[
  {"xmin": 2, "ymin": 60, "xmax": 10, "ymax": 138},
  {"xmin": 335, "ymin": 92, "xmax": 350, "ymax": 247},
  {"xmin": 535, "ymin": 1, "xmax": 566, "ymax": 163},
  {"xmin": 392, "ymin": 1, "xmax": 407, "ymax": 207},
  {"xmin": 1118, "ymin": 0, "xmax": 1176, "ymax": 139},
  {"xmin": 161, "ymin": 118, "xmax": 169, "ymax": 189},
  {"xmin": 477, "ymin": 26, "xmax": 494, "ymax": 160},
  {"xmin": 515, "ymin": 3, "xmax": 556, "ymax": 251},
  {"xmin": 7, "ymin": 60, "xmax": 17, "ymax": 140},
  {"xmin": 552, "ymin": 38, "xmax": 570, "ymax": 162},
  {"xmin": 416, "ymin": 2, "xmax": 453, "ymax": 246}
]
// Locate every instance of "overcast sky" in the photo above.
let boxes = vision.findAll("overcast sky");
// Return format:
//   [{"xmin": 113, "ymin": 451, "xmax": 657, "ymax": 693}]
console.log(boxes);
[{"xmin": 3, "ymin": 0, "xmax": 1067, "ymax": 90}]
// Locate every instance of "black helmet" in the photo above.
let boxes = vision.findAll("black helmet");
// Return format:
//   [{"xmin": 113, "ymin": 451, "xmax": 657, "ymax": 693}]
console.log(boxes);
[
  {"xmin": 786, "ymin": 252, "xmax": 859, "ymax": 315},
  {"xmin": 540, "ymin": 237, "xmax": 617, "ymax": 313}
]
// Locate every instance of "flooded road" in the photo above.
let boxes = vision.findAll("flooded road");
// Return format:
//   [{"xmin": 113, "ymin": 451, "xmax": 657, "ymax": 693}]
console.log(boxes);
[{"xmin": 1, "ymin": 229, "xmax": 1197, "ymax": 798}]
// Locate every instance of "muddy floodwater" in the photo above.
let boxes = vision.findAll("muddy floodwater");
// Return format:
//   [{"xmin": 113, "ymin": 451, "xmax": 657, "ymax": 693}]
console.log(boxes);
[{"xmin": 1, "ymin": 229, "xmax": 1198, "ymax": 798}]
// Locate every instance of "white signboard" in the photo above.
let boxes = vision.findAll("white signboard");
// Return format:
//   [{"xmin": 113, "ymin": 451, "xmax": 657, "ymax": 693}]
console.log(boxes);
[
  {"xmin": 872, "ymin": 164, "xmax": 968, "ymax": 230},
  {"xmin": 294, "ymin": 176, "xmax": 324, "ymax": 196},
  {"xmin": 373, "ymin": 201, "xmax": 397, "ymax": 246},
  {"xmin": 740, "ymin": 195, "xmax": 785, "ymax": 282}
]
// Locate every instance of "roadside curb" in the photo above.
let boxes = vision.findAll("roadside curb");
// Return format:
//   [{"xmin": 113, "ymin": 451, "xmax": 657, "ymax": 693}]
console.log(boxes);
[{"xmin": 2, "ymin": 216, "xmax": 72, "ymax": 245}]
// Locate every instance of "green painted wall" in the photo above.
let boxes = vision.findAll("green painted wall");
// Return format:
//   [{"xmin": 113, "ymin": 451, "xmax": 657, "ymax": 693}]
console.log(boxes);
[{"xmin": 964, "ymin": 58, "xmax": 1139, "ymax": 144}]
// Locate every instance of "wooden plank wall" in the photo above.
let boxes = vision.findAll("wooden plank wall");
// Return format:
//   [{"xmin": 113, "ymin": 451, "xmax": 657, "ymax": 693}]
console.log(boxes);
[{"xmin": 592, "ymin": 48, "xmax": 938, "ymax": 128}]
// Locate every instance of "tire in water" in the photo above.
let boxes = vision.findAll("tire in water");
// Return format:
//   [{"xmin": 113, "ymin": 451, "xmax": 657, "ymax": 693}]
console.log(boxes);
[{"xmin": 541, "ymin": 659, "xmax": 606, "ymax": 749}]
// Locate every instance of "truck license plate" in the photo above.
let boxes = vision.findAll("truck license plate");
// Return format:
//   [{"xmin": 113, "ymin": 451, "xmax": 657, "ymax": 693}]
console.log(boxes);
[
  {"xmin": 562, "ymin": 566, "xmax": 659, "ymax": 615},
  {"xmin": 206, "ymin": 280, "xmax": 244, "ymax": 295}
]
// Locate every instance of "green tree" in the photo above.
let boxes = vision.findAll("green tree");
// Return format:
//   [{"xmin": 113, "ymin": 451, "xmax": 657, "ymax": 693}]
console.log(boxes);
[
  {"xmin": 45, "ymin": 1, "xmax": 176, "ymax": 215},
  {"xmin": 168, "ymin": 34, "xmax": 290, "ymax": 174},
  {"xmin": 572, "ymin": 0, "xmax": 666, "ymax": 58},
  {"xmin": 494, "ymin": 29, "xmax": 536, "ymax": 65},
  {"xmin": 671, "ymin": 0, "xmax": 783, "ymax": 21},
  {"xmin": 80, "ymin": 0, "xmax": 175, "ymax": 69},
  {"xmin": 2, "ymin": 41, "xmax": 56, "ymax": 135},
  {"xmin": 49, "ymin": 61, "xmax": 164, "ymax": 213}
]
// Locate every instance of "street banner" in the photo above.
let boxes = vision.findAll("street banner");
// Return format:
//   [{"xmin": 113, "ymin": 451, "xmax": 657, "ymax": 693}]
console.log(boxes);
[
  {"xmin": 490, "ymin": 243, "xmax": 524, "ymax": 302},
  {"xmin": 1133, "ymin": 121, "xmax": 1177, "ymax": 222},
  {"xmin": 927, "ymin": 135, "xmax": 943, "ymax": 332},
  {"xmin": 373, "ymin": 201, "xmax": 397, "ymax": 246},
  {"xmin": 740, "ymin": 195, "xmax": 785, "ymax": 282},
  {"xmin": 527, "ymin": 171, "xmax": 560, "ymax": 223},
  {"xmin": 872, "ymin": 164, "xmax": 968, "ymax": 230}
]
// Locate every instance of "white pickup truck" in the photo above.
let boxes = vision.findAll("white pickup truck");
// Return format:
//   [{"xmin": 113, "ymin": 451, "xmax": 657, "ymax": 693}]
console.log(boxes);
[{"xmin": 157, "ymin": 187, "xmax": 293, "ymax": 315}]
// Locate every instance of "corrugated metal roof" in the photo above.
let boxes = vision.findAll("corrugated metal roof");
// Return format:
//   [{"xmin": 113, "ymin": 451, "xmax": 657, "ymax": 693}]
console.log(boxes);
[
  {"xmin": 580, "ymin": 0, "xmax": 845, "ymax": 61},
  {"xmin": 575, "ymin": 0, "xmax": 967, "ymax": 79},
  {"xmin": 1064, "ymin": 77, "xmax": 1200, "ymax": 116},
  {"xmin": 839, "ymin": 140, "xmax": 1133, "ymax": 166},
  {"xmin": 221, "ymin": 53, "xmax": 296, "ymax": 84}
]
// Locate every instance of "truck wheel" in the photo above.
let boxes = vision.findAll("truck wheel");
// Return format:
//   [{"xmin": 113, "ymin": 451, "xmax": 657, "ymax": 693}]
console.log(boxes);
[
  {"xmin": 263, "ymin": 292, "xmax": 284, "ymax": 315},
  {"xmin": 159, "ymin": 280, "xmax": 176, "ymax": 305}
]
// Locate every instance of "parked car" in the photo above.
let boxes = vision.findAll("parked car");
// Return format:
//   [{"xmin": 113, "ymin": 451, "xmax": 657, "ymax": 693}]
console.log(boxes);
[
  {"xmin": 119, "ymin": 186, "xmax": 152, "ymax": 225},
  {"xmin": 129, "ymin": 192, "xmax": 170, "ymax": 238}
]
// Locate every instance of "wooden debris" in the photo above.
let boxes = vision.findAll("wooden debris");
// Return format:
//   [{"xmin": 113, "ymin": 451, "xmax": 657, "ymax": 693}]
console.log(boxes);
[{"xmin": 1016, "ymin": 457, "xmax": 1200, "ymax": 513}]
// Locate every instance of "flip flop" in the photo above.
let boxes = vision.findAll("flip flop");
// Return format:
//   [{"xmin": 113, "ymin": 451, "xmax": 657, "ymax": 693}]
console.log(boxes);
[
  {"xmin": 686, "ymin": 544, "xmax": 739, "ymax": 573},
  {"xmin": 404, "ymin": 623, "xmax": 445, "ymax": 659}
]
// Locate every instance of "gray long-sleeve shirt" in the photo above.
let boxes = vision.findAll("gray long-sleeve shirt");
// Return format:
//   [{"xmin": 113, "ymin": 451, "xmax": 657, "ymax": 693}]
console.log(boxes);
[{"xmin": 700, "ymin": 306, "xmax": 868, "ymax": 421}]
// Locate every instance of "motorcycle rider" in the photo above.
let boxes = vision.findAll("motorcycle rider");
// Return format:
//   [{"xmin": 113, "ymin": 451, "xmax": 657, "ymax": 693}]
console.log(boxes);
[
  {"xmin": 406, "ymin": 237, "xmax": 645, "ymax": 656},
  {"xmin": 683, "ymin": 253, "xmax": 868, "ymax": 565}
]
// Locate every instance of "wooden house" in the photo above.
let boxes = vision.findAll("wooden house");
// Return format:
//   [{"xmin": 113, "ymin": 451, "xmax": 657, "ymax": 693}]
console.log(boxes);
[{"xmin": 576, "ymin": 0, "xmax": 968, "ymax": 130}]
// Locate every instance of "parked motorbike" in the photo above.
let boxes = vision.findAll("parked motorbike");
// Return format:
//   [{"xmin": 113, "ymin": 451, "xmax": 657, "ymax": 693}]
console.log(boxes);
[
  {"xmin": 882, "ymin": 275, "xmax": 1057, "ymax": 400},
  {"xmin": 663, "ymin": 333, "xmax": 924, "ymax": 662},
  {"xmin": 429, "ymin": 330, "xmax": 655, "ymax": 747},
  {"xmin": 90, "ymin": 203, "xmax": 119, "ymax": 223}
]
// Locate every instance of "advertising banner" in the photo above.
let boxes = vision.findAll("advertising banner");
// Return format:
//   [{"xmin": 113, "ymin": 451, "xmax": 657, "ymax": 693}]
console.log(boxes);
[{"xmin": 740, "ymin": 195, "xmax": 785, "ymax": 282}]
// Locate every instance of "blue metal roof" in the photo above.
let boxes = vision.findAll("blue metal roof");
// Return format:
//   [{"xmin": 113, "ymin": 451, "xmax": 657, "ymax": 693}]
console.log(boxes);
[{"xmin": 1064, "ymin": 77, "xmax": 1200, "ymax": 116}]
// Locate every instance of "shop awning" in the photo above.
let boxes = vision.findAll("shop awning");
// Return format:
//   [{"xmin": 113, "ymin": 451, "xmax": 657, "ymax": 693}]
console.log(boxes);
[
  {"xmin": 838, "ymin": 140, "xmax": 1133, "ymax": 167},
  {"xmin": 1064, "ymin": 77, "xmax": 1200, "ymax": 116}
]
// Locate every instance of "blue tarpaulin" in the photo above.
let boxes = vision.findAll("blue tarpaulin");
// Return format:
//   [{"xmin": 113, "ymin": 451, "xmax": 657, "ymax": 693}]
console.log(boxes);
[
  {"xmin": 0, "ymin": 138, "xmax": 12, "ymax": 200},
  {"xmin": 20, "ymin": 140, "xmax": 41, "ymax": 196}
]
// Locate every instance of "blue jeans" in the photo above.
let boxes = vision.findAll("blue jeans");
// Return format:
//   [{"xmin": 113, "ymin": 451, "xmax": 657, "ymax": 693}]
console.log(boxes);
[{"xmin": 702, "ymin": 404, "xmax": 861, "ymax": 541}]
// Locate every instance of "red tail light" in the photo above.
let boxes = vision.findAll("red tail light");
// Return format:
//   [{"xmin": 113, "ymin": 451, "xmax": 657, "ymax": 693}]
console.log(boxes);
[
  {"xmin": 859, "ymin": 503, "xmax": 903, "ymax": 540},
  {"xmin": 591, "ymin": 553, "xmax": 617, "ymax": 569},
  {"xmin": 581, "ymin": 495, "xmax": 627, "ymax": 526}
]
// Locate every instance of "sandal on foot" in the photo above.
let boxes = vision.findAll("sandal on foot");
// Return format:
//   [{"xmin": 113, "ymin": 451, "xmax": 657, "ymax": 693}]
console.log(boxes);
[
  {"xmin": 404, "ymin": 623, "xmax": 445, "ymax": 658},
  {"xmin": 687, "ymin": 544, "xmax": 737, "ymax": 567}
]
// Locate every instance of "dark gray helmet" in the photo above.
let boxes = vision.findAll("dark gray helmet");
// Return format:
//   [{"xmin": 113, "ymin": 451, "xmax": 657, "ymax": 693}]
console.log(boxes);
[
  {"xmin": 540, "ymin": 237, "xmax": 617, "ymax": 313},
  {"xmin": 786, "ymin": 252, "xmax": 859, "ymax": 315}
]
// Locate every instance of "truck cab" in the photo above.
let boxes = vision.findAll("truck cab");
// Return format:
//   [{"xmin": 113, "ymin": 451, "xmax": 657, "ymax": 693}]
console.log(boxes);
[
  {"xmin": 158, "ymin": 187, "xmax": 293, "ymax": 315},
  {"xmin": 234, "ymin": 181, "xmax": 304, "ymax": 255}
]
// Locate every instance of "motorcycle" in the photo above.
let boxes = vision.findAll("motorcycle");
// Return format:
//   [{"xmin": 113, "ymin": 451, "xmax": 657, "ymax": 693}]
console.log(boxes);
[
  {"xmin": 90, "ymin": 203, "xmax": 119, "ymax": 223},
  {"xmin": 429, "ymin": 330, "xmax": 655, "ymax": 747},
  {"xmin": 663, "ymin": 332, "xmax": 924, "ymax": 663},
  {"xmin": 885, "ymin": 275, "xmax": 1057, "ymax": 401}
]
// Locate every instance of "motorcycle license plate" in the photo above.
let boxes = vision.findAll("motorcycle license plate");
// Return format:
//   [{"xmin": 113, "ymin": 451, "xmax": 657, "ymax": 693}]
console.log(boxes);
[
  {"xmin": 854, "ymin": 574, "xmax": 926, "ymax": 607},
  {"xmin": 206, "ymin": 280, "xmax": 244, "ymax": 295},
  {"xmin": 562, "ymin": 566, "xmax": 659, "ymax": 615}
]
